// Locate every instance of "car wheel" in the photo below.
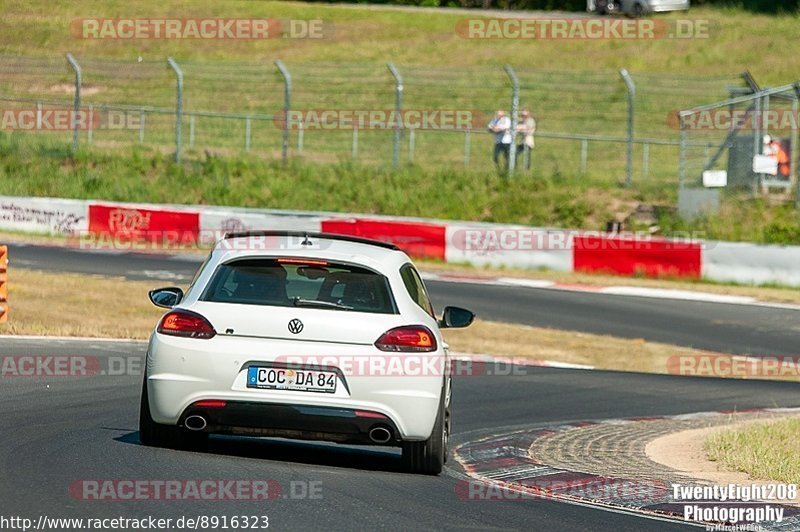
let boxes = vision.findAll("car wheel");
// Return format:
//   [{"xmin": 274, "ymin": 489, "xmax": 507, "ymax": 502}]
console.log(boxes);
[
  {"xmin": 633, "ymin": 3, "xmax": 644, "ymax": 17},
  {"xmin": 401, "ymin": 386, "xmax": 448, "ymax": 475},
  {"xmin": 139, "ymin": 375, "xmax": 207, "ymax": 450}
]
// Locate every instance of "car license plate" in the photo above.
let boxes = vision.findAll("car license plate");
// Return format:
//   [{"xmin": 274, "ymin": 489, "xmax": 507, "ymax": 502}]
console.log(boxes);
[{"xmin": 247, "ymin": 366, "xmax": 337, "ymax": 393}]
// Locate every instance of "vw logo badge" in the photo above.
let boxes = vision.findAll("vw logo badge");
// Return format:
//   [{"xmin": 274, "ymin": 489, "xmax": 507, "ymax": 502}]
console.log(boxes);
[{"xmin": 288, "ymin": 319, "xmax": 304, "ymax": 334}]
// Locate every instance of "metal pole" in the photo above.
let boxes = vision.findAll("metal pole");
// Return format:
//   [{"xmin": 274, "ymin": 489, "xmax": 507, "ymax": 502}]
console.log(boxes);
[
  {"xmin": 619, "ymin": 68, "xmax": 635, "ymax": 187},
  {"xmin": 36, "ymin": 101, "xmax": 42, "ymax": 129},
  {"xmin": 464, "ymin": 130, "xmax": 470, "ymax": 167},
  {"xmin": 580, "ymin": 139, "xmax": 588, "ymax": 175},
  {"xmin": 352, "ymin": 126, "xmax": 358, "ymax": 159},
  {"xmin": 408, "ymin": 128, "xmax": 415, "ymax": 163},
  {"xmin": 387, "ymin": 63, "xmax": 403, "ymax": 169},
  {"xmin": 139, "ymin": 108, "xmax": 146, "ymax": 144},
  {"xmin": 65, "ymin": 53, "xmax": 81, "ymax": 152},
  {"xmin": 275, "ymin": 60, "xmax": 291, "ymax": 164},
  {"xmin": 298, "ymin": 121, "xmax": 304, "ymax": 155},
  {"xmin": 504, "ymin": 64, "xmax": 519, "ymax": 177},
  {"xmin": 679, "ymin": 113, "xmax": 686, "ymax": 189},
  {"xmin": 753, "ymin": 96, "xmax": 761, "ymax": 196},
  {"xmin": 166, "ymin": 57, "xmax": 183, "ymax": 163}
]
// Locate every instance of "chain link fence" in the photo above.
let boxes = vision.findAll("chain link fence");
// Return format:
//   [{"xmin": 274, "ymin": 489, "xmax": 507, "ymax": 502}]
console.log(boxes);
[
  {"xmin": 679, "ymin": 83, "xmax": 800, "ymax": 201},
  {"xmin": 0, "ymin": 53, "xmax": 744, "ymax": 192}
]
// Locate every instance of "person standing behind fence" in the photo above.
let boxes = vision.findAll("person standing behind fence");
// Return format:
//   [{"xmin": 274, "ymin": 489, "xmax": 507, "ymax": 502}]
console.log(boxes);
[
  {"xmin": 764, "ymin": 135, "xmax": 790, "ymax": 178},
  {"xmin": 515, "ymin": 107, "xmax": 536, "ymax": 170},
  {"xmin": 487, "ymin": 110, "xmax": 512, "ymax": 171}
]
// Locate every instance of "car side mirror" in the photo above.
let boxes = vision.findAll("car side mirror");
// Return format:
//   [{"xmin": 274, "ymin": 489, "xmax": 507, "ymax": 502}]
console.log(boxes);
[
  {"xmin": 438, "ymin": 306, "xmax": 475, "ymax": 329},
  {"xmin": 149, "ymin": 287, "xmax": 184, "ymax": 309}
]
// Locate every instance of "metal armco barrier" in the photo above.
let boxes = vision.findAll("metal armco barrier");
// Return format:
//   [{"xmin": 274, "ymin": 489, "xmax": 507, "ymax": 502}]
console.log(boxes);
[{"xmin": 0, "ymin": 245, "xmax": 7, "ymax": 323}]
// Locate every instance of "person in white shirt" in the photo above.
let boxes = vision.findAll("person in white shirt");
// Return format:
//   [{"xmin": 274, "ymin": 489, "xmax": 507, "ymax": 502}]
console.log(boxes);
[
  {"xmin": 515, "ymin": 107, "xmax": 536, "ymax": 170},
  {"xmin": 487, "ymin": 110, "xmax": 512, "ymax": 171}
]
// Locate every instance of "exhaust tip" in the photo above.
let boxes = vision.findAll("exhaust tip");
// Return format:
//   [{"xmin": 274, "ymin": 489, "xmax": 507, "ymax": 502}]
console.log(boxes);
[
  {"xmin": 185, "ymin": 415, "xmax": 207, "ymax": 431},
  {"xmin": 369, "ymin": 425, "xmax": 392, "ymax": 444}
]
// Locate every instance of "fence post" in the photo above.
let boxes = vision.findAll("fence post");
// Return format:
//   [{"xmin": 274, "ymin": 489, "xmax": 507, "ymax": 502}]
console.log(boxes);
[
  {"xmin": 504, "ymin": 64, "xmax": 519, "ymax": 177},
  {"xmin": 752, "ymin": 96, "xmax": 761, "ymax": 196},
  {"xmin": 166, "ymin": 57, "xmax": 183, "ymax": 163},
  {"xmin": 679, "ymin": 112, "xmax": 687, "ymax": 189},
  {"xmin": 65, "ymin": 53, "xmax": 81, "ymax": 153},
  {"xmin": 139, "ymin": 108, "xmax": 146, "ymax": 144},
  {"xmin": 408, "ymin": 128, "xmax": 415, "ymax": 163},
  {"xmin": 619, "ymin": 68, "xmax": 635, "ymax": 187},
  {"xmin": 297, "ymin": 121, "xmax": 304, "ymax": 155},
  {"xmin": 387, "ymin": 63, "xmax": 403, "ymax": 169},
  {"xmin": 580, "ymin": 139, "xmax": 588, "ymax": 175},
  {"xmin": 275, "ymin": 60, "xmax": 292, "ymax": 164},
  {"xmin": 352, "ymin": 126, "xmax": 358, "ymax": 159},
  {"xmin": 36, "ymin": 101, "xmax": 42, "ymax": 129}
]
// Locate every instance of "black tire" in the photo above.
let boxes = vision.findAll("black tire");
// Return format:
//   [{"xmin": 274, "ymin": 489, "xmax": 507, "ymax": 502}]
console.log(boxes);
[
  {"xmin": 402, "ymin": 381, "xmax": 450, "ymax": 475},
  {"xmin": 632, "ymin": 3, "xmax": 644, "ymax": 17},
  {"xmin": 139, "ymin": 376, "xmax": 207, "ymax": 450}
]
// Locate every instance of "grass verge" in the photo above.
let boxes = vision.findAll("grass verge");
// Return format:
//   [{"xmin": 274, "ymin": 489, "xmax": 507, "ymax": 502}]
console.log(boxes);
[
  {"xmin": 705, "ymin": 418, "xmax": 800, "ymax": 485},
  {"xmin": 3, "ymin": 267, "xmax": 798, "ymax": 382}
]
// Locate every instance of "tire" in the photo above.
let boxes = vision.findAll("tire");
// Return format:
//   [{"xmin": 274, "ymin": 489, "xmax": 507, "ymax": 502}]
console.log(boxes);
[
  {"xmin": 402, "ymin": 381, "xmax": 450, "ymax": 475},
  {"xmin": 139, "ymin": 376, "xmax": 207, "ymax": 450},
  {"xmin": 632, "ymin": 3, "xmax": 644, "ymax": 17}
]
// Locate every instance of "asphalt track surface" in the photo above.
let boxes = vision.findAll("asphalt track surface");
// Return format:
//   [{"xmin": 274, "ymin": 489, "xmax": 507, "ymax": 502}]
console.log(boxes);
[
  {"xmin": 2, "ymin": 243, "xmax": 800, "ymax": 531},
  {"xmin": 9, "ymin": 242, "xmax": 800, "ymax": 357}
]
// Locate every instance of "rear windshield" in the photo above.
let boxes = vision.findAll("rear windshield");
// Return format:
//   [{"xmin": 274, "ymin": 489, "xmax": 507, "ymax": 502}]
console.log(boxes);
[{"xmin": 200, "ymin": 258, "xmax": 397, "ymax": 314}]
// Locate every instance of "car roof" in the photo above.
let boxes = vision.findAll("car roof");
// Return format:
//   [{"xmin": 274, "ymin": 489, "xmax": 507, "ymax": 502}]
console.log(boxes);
[{"xmin": 213, "ymin": 231, "xmax": 410, "ymax": 272}]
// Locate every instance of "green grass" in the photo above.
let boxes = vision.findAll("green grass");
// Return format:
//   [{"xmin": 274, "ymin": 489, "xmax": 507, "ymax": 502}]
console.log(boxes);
[
  {"xmin": 5, "ymin": 134, "xmax": 800, "ymax": 243},
  {"xmin": 705, "ymin": 418, "xmax": 800, "ymax": 485},
  {"xmin": 0, "ymin": 135, "xmax": 643, "ymax": 227}
]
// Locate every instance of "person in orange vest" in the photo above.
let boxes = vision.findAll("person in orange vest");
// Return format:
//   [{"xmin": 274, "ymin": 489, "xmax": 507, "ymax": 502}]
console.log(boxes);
[{"xmin": 763, "ymin": 135, "xmax": 790, "ymax": 178}]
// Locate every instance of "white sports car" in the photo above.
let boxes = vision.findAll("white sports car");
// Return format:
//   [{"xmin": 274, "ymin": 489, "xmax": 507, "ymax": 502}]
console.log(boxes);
[{"xmin": 140, "ymin": 231, "xmax": 474, "ymax": 475}]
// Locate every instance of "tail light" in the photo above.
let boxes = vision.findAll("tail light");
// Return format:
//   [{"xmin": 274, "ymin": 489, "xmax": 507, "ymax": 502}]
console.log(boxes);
[
  {"xmin": 375, "ymin": 325, "xmax": 436, "ymax": 352},
  {"xmin": 193, "ymin": 400, "xmax": 227, "ymax": 408},
  {"xmin": 157, "ymin": 309, "xmax": 216, "ymax": 339}
]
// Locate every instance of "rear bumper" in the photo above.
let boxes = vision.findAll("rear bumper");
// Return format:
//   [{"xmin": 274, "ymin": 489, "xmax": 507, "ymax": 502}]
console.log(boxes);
[
  {"xmin": 179, "ymin": 401, "xmax": 401, "ymax": 445},
  {"xmin": 145, "ymin": 333, "xmax": 445, "ymax": 440}
]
